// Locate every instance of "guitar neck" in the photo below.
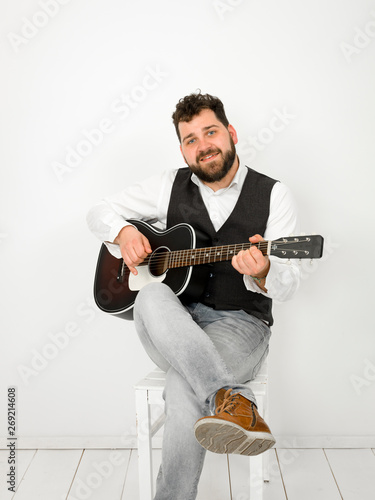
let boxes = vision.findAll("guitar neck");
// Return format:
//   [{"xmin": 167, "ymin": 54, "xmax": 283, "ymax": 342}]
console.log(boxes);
[
  {"xmin": 167, "ymin": 241, "xmax": 270, "ymax": 269},
  {"xmin": 117, "ymin": 229, "xmax": 323, "ymax": 284}
]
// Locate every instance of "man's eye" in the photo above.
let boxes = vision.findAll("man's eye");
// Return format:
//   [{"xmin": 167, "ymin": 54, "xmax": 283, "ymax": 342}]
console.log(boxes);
[
  {"xmin": 208, "ymin": 130, "xmax": 215, "ymax": 136},
  {"xmin": 188, "ymin": 138, "xmax": 195, "ymax": 144}
]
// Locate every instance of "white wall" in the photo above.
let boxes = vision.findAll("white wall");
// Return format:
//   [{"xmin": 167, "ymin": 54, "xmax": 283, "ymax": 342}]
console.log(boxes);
[{"xmin": 1, "ymin": 0, "xmax": 374, "ymax": 447}]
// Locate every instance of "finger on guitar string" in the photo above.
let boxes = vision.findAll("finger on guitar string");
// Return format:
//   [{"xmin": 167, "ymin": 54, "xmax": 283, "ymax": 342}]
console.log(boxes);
[
  {"xmin": 114, "ymin": 225, "xmax": 152, "ymax": 275},
  {"xmin": 231, "ymin": 234, "xmax": 269, "ymax": 277}
]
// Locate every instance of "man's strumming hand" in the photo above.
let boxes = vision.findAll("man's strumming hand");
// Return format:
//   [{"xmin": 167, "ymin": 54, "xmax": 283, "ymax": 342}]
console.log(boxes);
[{"xmin": 114, "ymin": 225, "xmax": 152, "ymax": 276}]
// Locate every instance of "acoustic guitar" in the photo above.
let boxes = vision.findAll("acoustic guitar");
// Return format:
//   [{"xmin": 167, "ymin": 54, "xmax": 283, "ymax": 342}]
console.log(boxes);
[{"xmin": 94, "ymin": 219, "xmax": 324, "ymax": 320}]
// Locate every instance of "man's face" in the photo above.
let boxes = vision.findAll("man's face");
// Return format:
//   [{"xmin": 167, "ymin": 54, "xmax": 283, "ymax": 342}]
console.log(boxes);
[{"xmin": 178, "ymin": 109, "xmax": 238, "ymax": 184}]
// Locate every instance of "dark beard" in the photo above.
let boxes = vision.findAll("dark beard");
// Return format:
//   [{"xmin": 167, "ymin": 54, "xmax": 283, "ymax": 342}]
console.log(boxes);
[{"xmin": 186, "ymin": 138, "xmax": 237, "ymax": 184}]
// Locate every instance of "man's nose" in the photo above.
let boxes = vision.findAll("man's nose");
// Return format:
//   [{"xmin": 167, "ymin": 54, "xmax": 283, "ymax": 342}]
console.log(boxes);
[{"xmin": 198, "ymin": 136, "xmax": 213, "ymax": 154}]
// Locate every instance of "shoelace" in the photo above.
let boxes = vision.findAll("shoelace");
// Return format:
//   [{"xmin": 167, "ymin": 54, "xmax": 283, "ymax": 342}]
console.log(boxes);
[
  {"xmin": 215, "ymin": 388, "xmax": 256, "ymax": 425},
  {"xmin": 215, "ymin": 388, "xmax": 240, "ymax": 415}
]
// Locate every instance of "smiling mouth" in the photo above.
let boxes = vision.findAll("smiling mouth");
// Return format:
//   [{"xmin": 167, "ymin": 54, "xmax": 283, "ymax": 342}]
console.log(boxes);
[{"xmin": 200, "ymin": 152, "xmax": 219, "ymax": 163}]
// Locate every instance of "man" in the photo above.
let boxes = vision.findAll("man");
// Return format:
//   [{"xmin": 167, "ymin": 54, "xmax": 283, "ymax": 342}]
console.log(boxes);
[{"xmin": 87, "ymin": 92, "xmax": 300, "ymax": 499}]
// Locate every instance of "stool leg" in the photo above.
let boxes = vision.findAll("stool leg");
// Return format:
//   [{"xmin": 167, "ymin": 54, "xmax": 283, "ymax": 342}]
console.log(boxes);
[
  {"xmin": 249, "ymin": 394, "xmax": 264, "ymax": 500},
  {"xmin": 263, "ymin": 450, "xmax": 270, "ymax": 483},
  {"xmin": 263, "ymin": 383, "xmax": 270, "ymax": 482},
  {"xmin": 135, "ymin": 389, "xmax": 154, "ymax": 500},
  {"xmin": 250, "ymin": 454, "xmax": 263, "ymax": 500}
]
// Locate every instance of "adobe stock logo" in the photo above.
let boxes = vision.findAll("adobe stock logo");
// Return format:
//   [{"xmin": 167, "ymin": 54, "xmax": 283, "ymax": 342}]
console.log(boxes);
[
  {"xmin": 237, "ymin": 107, "xmax": 296, "ymax": 162},
  {"xmin": 340, "ymin": 12, "xmax": 375, "ymax": 63},
  {"xmin": 51, "ymin": 65, "xmax": 168, "ymax": 182},
  {"xmin": 213, "ymin": 0, "xmax": 243, "ymax": 20},
  {"xmin": 17, "ymin": 297, "xmax": 97, "ymax": 386},
  {"xmin": 350, "ymin": 358, "xmax": 375, "ymax": 396},
  {"xmin": 7, "ymin": 0, "xmax": 72, "ymax": 53},
  {"xmin": 65, "ymin": 452, "xmax": 126, "ymax": 500}
]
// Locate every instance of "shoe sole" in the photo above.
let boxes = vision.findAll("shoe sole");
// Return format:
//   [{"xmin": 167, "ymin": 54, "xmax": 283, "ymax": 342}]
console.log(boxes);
[{"xmin": 194, "ymin": 418, "xmax": 276, "ymax": 456}]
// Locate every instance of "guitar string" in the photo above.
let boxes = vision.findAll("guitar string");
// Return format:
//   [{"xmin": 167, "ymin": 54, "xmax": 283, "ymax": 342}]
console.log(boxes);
[
  {"xmin": 131, "ymin": 241, "xmax": 313, "ymax": 266},
  {"xmin": 118, "ymin": 239, "xmax": 316, "ymax": 276}
]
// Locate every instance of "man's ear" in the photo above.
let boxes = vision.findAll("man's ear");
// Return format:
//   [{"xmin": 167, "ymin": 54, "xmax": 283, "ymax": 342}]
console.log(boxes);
[{"xmin": 228, "ymin": 124, "xmax": 238, "ymax": 145}]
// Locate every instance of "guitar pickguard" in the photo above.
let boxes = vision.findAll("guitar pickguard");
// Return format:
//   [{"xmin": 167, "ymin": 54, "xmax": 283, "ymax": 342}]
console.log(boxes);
[{"xmin": 128, "ymin": 265, "xmax": 166, "ymax": 291}]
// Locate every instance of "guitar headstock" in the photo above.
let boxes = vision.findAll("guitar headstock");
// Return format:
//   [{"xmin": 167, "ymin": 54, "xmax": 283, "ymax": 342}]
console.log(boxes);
[{"xmin": 270, "ymin": 235, "xmax": 324, "ymax": 259}]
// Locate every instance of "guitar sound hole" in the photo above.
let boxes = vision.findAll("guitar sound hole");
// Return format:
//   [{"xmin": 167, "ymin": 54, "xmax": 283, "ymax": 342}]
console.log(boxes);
[{"xmin": 149, "ymin": 247, "xmax": 170, "ymax": 277}]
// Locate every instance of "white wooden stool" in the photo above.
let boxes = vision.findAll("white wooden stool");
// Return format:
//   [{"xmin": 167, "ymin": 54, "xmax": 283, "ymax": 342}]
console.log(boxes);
[{"xmin": 134, "ymin": 361, "xmax": 270, "ymax": 500}]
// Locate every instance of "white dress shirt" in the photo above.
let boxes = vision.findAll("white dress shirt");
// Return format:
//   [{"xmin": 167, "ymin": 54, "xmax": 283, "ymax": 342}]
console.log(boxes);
[{"xmin": 87, "ymin": 161, "xmax": 301, "ymax": 302}]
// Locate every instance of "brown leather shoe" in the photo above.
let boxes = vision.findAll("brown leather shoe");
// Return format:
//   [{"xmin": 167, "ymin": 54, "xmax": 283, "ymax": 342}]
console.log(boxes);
[{"xmin": 194, "ymin": 388, "xmax": 276, "ymax": 456}]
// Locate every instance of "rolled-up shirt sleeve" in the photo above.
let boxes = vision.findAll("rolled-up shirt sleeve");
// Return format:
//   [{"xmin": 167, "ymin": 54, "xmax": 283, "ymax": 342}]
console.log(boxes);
[{"xmin": 243, "ymin": 182, "xmax": 301, "ymax": 302}]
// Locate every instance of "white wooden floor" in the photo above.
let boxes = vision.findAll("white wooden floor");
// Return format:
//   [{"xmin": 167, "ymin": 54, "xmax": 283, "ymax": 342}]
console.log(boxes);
[{"xmin": 1, "ymin": 448, "xmax": 375, "ymax": 499}]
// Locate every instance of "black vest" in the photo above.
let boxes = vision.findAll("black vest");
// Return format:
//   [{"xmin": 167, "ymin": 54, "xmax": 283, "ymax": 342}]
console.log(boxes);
[{"xmin": 167, "ymin": 167, "xmax": 277, "ymax": 325}]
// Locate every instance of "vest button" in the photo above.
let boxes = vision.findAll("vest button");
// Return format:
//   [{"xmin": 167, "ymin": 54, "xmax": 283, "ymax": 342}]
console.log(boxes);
[
  {"xmin": 209, "ymin": 273, "xmax": 214, "ymax": 278},
  {"xmin": 205, "ymin": 293, "xmax": 210, "ymax": 298}
]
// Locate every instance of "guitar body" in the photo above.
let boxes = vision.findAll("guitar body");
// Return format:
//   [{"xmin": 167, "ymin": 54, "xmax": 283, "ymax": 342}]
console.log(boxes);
[{"xmin": 94, "ymin": 220, "xmax": 211, "ymax": 320}]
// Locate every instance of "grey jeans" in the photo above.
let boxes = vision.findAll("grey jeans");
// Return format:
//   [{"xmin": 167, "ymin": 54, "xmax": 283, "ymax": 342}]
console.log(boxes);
[{"xmin": 134, "ymin": 282, "xmax": 271, "ymax": 500}]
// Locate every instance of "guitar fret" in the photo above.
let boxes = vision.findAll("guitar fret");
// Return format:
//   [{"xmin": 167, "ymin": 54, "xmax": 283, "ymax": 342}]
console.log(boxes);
[
  {"xmin": 184, "ymin": 248, "xmax": 190, "ymax": 267},
  {"xmin": 206, "ymin": 249, "xmax": 210, "ymax": 263},
  {"xmin": 179, "ymin": 250, "xmax": 183, "ymax": 268},
  {"xmin": 180, "ymin": 249, "xmax": 185, "ymax": 267},
  {"xmin": 208, "ymin": 247, "xmax": 216, "ymax": 262},
  {"xmin": 194, "ymin": 249, "xmax": 199, "ymax": 265},
  {"xmin": 194, "ymin": 248, "xmax": 199, "ymax": 265},
  {"xmin": 195, "ymin": 248, "xmax": 201, "ymax": 265},
  {"xmin": 216, "ymin": 246, "xmax": 222, "ymax": 261},
  {"xmin": 182, "ymin": 249, "xmax": 187, "ymax": 267},
  {"xmin": 200, "ymin": 248, "xmax": 206, "ymax": 264},
  {"xmin": 173, "ymin": 250, "xmax": 177, "ymax": 268}
]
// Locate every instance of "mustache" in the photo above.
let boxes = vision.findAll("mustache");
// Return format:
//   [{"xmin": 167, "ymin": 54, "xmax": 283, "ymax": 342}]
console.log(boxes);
[{"xmin": 197, "ymin": 148, "xmax": 221, "ymax": 162}]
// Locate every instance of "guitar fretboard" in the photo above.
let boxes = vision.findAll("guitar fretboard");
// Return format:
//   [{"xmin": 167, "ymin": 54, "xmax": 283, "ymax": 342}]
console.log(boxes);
[{"xmin": 167, "ymin": 241, "xmax": 270, "ymax": 269}]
